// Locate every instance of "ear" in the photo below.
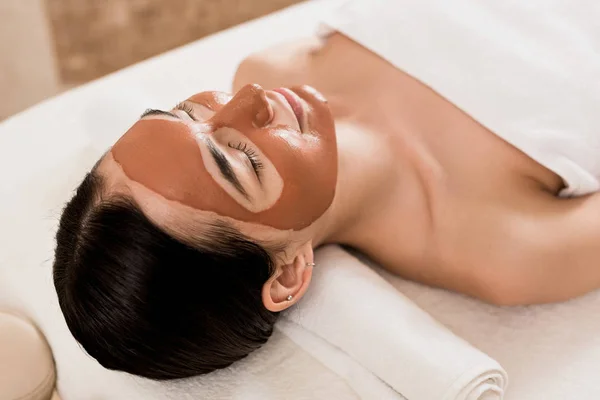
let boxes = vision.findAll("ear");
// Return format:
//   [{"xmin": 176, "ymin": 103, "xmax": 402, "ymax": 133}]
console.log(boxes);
[{"xmin": 262, "ymin": 241, "xmax": 315, "ymax": 312}]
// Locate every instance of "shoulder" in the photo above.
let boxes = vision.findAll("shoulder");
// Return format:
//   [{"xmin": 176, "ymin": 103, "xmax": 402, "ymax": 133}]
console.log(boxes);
[{"xmin": 232, "ymin": 36, "xmax": 324, "ymax": 92}]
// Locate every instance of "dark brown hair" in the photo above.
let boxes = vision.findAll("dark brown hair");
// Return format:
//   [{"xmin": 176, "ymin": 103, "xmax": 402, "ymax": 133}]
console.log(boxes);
[{"xmin": 53, "ymin": 169, "xmax": 279, "ymax": 380}]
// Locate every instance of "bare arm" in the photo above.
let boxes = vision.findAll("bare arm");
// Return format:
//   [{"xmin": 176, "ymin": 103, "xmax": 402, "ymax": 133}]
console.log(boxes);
[
  {"xmin": 488, "ymin": 192, "xmax": 600, "ymax": 305},
  {"xmin": 232, "ymin": 37, "xmax": 325, "ymax": 92}
]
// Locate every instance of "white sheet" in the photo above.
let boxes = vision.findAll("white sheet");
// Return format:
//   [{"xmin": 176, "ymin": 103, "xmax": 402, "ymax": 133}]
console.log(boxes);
[{"xmin": 1, "ymin": 0, "xmax": 599, "ymax": 399}]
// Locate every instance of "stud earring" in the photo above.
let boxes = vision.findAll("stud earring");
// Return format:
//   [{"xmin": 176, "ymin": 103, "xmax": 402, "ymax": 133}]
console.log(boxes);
[
  {"xmin": 286, "ymin": 295, "xmax": 293, "ymax": 301},
  {"xmin": 306, "ymin": 263, "xmax": 316, "ymax": 267}
]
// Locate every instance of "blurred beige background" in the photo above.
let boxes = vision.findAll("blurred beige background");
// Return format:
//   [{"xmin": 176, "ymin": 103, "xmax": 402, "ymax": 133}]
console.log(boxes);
[{"xmin": 0, "ymin": 0, "xmax": 302, "ymax": 121}]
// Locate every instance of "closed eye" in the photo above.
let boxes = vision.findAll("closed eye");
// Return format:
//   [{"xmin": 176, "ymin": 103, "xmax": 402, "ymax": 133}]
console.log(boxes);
[
  {"xmin": 228, "ymin": 142, "xmax": 264, "ymax": 181},
  {"xmin": 206, "ymin": 140, "xmax": 248, "ymax": 199},
  {"xmin": 175, "ymin": 102, "xmax": 198, "ymax": 121}
]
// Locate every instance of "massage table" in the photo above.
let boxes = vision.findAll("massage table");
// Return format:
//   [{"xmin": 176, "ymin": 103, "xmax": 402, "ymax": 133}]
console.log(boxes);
[{"xmin": 1, "ymin": 1, "xmax": 599, "ymax": 398}]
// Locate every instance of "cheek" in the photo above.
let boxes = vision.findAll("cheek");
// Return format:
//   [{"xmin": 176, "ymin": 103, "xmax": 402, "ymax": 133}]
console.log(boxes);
[
  {"xmin": 277, "ymin": 135, "xmax": 337, "ymax": 190},
  {"xmin": 257, "ymin": 133, "xmax": 338, "ymax": 219}
]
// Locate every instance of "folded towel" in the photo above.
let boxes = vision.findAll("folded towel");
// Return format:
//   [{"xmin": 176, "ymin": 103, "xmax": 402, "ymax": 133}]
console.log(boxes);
[
  {"xmin": 282, "ymin": 246, "xmax": 508, "ymax": 400},
  {"xmin": 277, "ymin": 319, "xmax": 406, "ymax": 400}
]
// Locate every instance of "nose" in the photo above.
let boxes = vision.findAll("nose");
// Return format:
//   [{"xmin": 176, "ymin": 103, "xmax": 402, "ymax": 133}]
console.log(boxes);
[{"xmin": 212, "ymin": 84, "xmax": 273, "ymax": 128}]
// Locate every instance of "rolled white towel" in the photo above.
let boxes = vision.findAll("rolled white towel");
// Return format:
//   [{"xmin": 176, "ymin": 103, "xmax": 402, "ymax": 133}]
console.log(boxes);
[{"xmin": 282, "ymin": 245, "xmax": 508, "ymax": 400}]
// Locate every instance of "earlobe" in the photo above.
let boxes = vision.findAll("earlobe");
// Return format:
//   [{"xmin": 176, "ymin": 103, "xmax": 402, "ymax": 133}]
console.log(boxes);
[{"xmin": 261, "ymin": 245, "xmax": 314, "ymax": 312}]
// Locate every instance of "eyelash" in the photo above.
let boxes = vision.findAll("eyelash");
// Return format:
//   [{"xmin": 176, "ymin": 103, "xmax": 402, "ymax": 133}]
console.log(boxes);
[
  {"xmin": 228, "ymin": 142, "xmax": 264, "ymax": 177},
  {"xmin": 175, "ymin": 102, "xmax": 197, "ymax": 120}
]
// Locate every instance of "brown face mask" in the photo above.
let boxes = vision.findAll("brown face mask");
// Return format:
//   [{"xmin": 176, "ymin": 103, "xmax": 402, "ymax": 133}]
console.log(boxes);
[{"xmin": 111, "ymin": 84, "xmax": 338, "ymax": 231}]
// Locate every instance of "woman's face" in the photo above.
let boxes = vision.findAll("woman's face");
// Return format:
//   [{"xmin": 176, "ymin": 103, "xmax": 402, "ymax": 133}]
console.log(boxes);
[{"xmin": 108, "ymin": 84, "xmax": 338, "ymax": 232}]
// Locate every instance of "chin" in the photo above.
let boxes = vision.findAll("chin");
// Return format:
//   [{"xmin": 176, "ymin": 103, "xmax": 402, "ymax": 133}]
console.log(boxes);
[{"xmin": 292, "ymin": 85, "xmax": 336, "ymax": 140}]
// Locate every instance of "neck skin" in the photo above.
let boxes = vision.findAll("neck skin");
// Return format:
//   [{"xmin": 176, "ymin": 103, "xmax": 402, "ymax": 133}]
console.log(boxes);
[
  {"xmin": 308, "ymin": 113, "xmax": 438, "ymax": 253},
  {"xmin": 306, "ymin": 121, "xmax": 389, "ymax": 248},
  {"xmin": 301, "ymin": 71, "xmax": 439, "ymax": 252}
]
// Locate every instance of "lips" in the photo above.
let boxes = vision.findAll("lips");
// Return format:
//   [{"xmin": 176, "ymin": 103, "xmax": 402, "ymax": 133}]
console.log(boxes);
[{"xmin": 273, "ymin": 88, "xmax": 305, "ymax": 131}]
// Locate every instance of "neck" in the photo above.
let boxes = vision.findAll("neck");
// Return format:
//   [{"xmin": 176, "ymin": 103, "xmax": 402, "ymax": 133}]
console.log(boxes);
[
  {"xmin": 311, "ymin": 93, "xmax": 449, "ymax": 253},
  {"xmin": 305, "ymin": 33, "xmax": 445, "ymax": 252},
  {"xmin": 310, "ymin": 121, "xmax": 374, "ymax": 247},
  {"xmin": 311, "ymin": 119, "xmax": 439, "ymax": 253}
]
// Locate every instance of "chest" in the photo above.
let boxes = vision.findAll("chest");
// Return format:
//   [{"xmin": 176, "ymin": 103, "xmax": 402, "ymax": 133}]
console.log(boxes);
[{"xmin": 342, "ymin": 72, "xmax": 565, "ymax": 283}]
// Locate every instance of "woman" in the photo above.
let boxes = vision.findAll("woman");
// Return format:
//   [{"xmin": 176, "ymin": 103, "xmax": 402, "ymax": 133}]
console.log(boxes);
[{"xmin": 53, "ymin": 0, "xmax": 600, "ymax": 380}]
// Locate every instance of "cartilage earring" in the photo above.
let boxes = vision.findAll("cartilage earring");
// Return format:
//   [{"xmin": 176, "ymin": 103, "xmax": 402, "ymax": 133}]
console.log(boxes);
[
  {"xmin": 306, "ymin": 263, "xmax": 316, "ymax": 267},
  {"xmin": 286, "ymin": 295, "xmax": 293, "ymax": 301}
]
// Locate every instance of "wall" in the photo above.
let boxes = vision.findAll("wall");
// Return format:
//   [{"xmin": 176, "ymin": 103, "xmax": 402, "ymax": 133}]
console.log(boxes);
[
  {"xmin": 0, "ymin": 0, "xmax": 61, "ymax": 120},
  {"xmin": 0, "ymin": 0, "xmax": 302, "ymax": 121}
]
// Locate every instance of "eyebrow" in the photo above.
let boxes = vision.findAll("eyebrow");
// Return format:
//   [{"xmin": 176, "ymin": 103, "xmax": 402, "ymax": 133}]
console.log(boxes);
[
  {"xmin": 140, "ymin": 109, "xmax": 180, "ymax": 119},
  {"xmin": 205, "ymin": 140, "xmax": 249, "ymax": 199}
]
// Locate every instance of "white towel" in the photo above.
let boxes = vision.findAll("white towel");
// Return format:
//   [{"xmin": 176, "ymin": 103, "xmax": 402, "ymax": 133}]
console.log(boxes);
[
  {"xmin": 282, "ymin": 246, "xmax": 508, "ymax": 400},
  {"xmin": 320, "ymin": 0, "xmax": 600, "ymax": 197}
]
